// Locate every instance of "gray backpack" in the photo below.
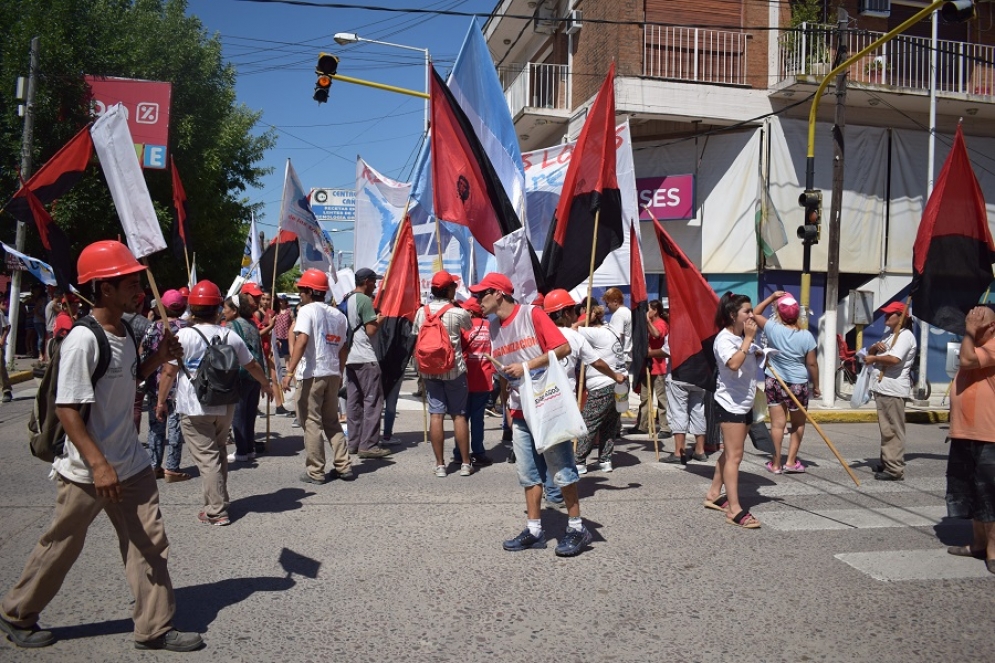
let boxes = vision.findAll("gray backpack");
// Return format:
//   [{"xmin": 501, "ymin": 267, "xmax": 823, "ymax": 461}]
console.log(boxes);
[{"xmin": 190, "ymin": 327, "xmax": 241, "ymax": 406}]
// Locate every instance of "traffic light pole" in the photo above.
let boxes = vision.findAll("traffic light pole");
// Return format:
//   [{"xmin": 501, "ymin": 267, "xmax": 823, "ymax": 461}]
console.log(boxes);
[{"xmin": 331, "ymin": 73, "xmax": 428, "ymax": 100}]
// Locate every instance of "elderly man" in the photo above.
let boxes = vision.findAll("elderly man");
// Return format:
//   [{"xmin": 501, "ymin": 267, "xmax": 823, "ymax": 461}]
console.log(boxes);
[{"xmin": 945, "ymin": 305, "xmax": 995, "ymax": 574}]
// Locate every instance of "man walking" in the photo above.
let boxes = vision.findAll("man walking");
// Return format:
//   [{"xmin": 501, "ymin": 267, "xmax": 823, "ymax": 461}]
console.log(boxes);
[
  {"xmin": 282, "ymin": 269, "xmax": 352, "ymax": 484},
  {"xmin": 343, "ymin": 267, "xmax": 391, "ymax": 459},
  {"xmin": 0, "ymin": 240, "xmax": 202, "ymax": 652},
  {"xmin": 413, "ymin": 271, "xmax": 472, "ymax": 478},
  {"xmin": 470, "ymin": 273, "xmax": 593, "ymax": 557}
]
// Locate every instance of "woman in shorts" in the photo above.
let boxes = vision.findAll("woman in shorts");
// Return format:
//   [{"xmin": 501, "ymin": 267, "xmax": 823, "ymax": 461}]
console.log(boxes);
[
  {"xmin": 704, "ymin": 292, "xmax": 761, "ymax": 529},
  {"xmin": 753, "ymin": 291, "xmax": 818, "ymax": 474}
]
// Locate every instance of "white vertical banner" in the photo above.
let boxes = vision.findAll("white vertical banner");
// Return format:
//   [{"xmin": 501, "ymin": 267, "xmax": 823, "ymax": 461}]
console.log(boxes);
[
  {"xmin": 493, "ymin": 227, "xmax": 538, "ymax": 304},
  {"xmin": 90, "ymin": 103, "xmax": 166, "ymax": 259},
  {"xmin": 354, "ymin": 157, "xmax": 412, "ymax": 275}
]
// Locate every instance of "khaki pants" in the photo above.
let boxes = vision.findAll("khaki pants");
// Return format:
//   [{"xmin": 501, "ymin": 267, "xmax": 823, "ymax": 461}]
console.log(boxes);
[
  {"xmin": 180, "ymin": 407, "xmax": 236, "ymax": 519},
  {"xmin": 0, "ymin": 344, "xmax": 11, "ymax": 394},
  {"xmin": 1, "ymin": 468, "xmax": 175, "ymax": 641},
  {"xmin": 636, "ymin": 373, "xmax": 669, "ymax": 433},
  {"xmin": 298, "ymin": 375, "xmax": 349, "ymax": 480},
  {"xmin": 876, "ymin": 394, "xmax": 906, "ymax": 477}
]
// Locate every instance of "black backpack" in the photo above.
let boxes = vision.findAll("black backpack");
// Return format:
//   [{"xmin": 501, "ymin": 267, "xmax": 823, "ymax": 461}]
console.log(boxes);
[
  {"xmin": 190, "ymin": 327, "xmax": 241, "ymax": 406},
  {"xmin": 28, "ymin": 317, "xmax": 137, "ymax": 463}
]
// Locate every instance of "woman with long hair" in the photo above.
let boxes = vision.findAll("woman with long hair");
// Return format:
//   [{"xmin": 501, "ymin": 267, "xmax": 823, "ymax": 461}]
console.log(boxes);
[
  {"xmin": 704, "ymin": 292, "xmax": 761, "ymax": 529},
  {"xmin": 753, "ymin": 291, "xmax": 818, "ymax": 474}
]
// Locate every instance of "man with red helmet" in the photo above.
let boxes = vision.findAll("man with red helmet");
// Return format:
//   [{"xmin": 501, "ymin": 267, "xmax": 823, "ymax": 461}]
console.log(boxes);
[
  {"xmin": 0, "ymin": 240, "xmax": 202, "ymax": 652},
  {"xmin": 282, "ymin": 269, "xmax": 351, "ymax": 484}
]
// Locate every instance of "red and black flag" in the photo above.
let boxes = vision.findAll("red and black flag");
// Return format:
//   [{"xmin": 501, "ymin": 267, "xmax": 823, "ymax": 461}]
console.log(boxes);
[
  {"xmin": 22, "ymin": 184, "xmax": 74, "ymax": 292},
  {"xmin": 4, "ymin": 125, "xmax": 93, "ymax": 224},
  {"xmin": 540, "ymin": 64, "xmax": 623, "ymax": 292},
  {"xmin": 170, "ymin": 155, "xmax": 192, "ymax": 261},
  {"xmin": 374, "ymin": 216, "xmax": 421, "ymax": 397},
  {"xmin": 910, "ymin": 125, "xmax": 995, "ymax": 335},
  {"xmin": 653, "ymin": 218, "xmax": 719, "ymax": 391},
  {"xmin": 258, "ymin": 230, "xmax": 300, "ymax": 288},
  {"xmin": 629, "ymin": 221, "xmax": 651, "ymax": 380},
  {"xmin": 429, "ymin": 65, "xmax": 523, "ymax": 253}
]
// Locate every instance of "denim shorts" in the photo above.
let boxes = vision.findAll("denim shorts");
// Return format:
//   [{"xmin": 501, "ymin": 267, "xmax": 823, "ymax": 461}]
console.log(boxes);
[
  {"xmin": 946, "ymin": 438, "xmax": 995, "ymax": 522},
  {"xmin": 425, "ymin": 374, "xmax": 469, "ymax": 417},
  {"xmin": 511, "ymin": 418, "xmax": 580, "ymax": 489}
]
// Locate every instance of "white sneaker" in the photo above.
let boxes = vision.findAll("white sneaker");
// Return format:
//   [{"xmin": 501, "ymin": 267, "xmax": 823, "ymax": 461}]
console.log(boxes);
[
  {"xmin": 227, "ymin": 453, "xmax": 249, "ymax": 463},
  {"xmin": 459, "ymin": 463, "xmax": 472, "ymax": 477},
  {"xmin": 599, "ymin": 460, "xmax": 613, "ymax": 473},
  {"xmin": 434, "ymin": 465, "xmax": 447, "ymax": 478},
  {"xmin": 576, "ymin": 464, "xmax": 588, "ymax": 475}
]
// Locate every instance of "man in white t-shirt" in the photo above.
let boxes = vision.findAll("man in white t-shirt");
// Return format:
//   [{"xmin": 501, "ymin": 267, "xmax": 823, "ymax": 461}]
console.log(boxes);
[
  {"xmin": 282, "ymin": 269, "xmax": 350, "ymax": 484},
  {"xmin": 604, "ymin": 287, "xmax": 632, "ymax": 370},
  {"xmin": 0, "ymin": 240, "xmax": 202, "ymax": 652},
  {"xmin": 0, "ymin": 294, "xmax": 12, "ymax": 401}
]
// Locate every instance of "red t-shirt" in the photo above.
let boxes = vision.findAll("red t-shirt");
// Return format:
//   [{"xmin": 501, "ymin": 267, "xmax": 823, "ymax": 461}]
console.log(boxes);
[
  {"xmin": 463, "ymin": 318, "xmax": 495, "ymax": 393},
  {"xmin": 650, "ymin": 318, "xmax": 669, "ymax": 375}
]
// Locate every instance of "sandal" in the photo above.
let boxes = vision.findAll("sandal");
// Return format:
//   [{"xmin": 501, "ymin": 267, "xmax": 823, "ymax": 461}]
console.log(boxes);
[
  {"xmin": 765, "ymin": 461, "xmax": 782, "ymax": 475},
  {"xmin": 726, "ymin": 510, "xmax": 761, "ymax": 529},
  {"xmin": 947, "ymin": 545, "xmax": 986, "ymax": 560},
  {"xmin": 783, "ymin": 460, "xmax": 806, "ymax": 474},
  {"xmin": 703, "ymin": 494, "xmax": 729, "ymax": 512}
]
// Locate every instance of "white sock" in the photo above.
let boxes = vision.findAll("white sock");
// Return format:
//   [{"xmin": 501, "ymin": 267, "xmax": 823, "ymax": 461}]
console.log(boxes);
[
  {"xmin": 568, "ymin": 516, "xmax": 583, "ymax": 532},
  {"xmin": 527, "ymin": 519, "xmax": 543, "ymax": 536}
]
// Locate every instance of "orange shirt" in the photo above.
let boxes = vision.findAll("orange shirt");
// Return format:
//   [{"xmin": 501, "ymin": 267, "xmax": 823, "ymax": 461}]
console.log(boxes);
[{"xmin": 950, "ymin": 336, "xmax": 995, "ymax": 444}]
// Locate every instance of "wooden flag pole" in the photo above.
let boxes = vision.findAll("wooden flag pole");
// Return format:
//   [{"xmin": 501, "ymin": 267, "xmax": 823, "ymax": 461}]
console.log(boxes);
[
  {"xmin": 574, "ymin": 208, "xmax": 602, "ymax": 454},
  {"xmin": 768, "ymin": 365, "xmax": 860, "ymax": 487},
  {"xmin": 183, "ymin": 245, "xmax": 191, "ymax": 287},
  {"xmin": 647, "ymin": 367, "xmax": 659, "ymax": 462},
  {"xmin": 141, "ymin": 260, "xmax": 191, "ymax": 380}
]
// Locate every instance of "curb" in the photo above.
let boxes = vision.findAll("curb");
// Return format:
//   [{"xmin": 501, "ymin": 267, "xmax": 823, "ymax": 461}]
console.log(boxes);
[
  {"xmin": 805, "ymin": 409, "xmax": 949, "ymax": 424},
  {"xmin": 10, "ymin": 370, "xmax": 34, "ymax": 386}
]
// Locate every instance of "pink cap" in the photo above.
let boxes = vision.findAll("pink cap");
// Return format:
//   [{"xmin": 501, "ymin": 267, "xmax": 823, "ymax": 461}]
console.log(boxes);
[{"xmin": 776, "ymin": 294, "xmax": 800, "ymax": 323}]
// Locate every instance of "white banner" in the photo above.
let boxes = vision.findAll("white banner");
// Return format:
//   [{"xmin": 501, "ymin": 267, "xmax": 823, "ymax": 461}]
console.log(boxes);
[
  {"xmin": 90, "ymin": 103, "xmax": 166, "ymax": 259},
  {"xmin": 1, "ymin": 241, "xmax": 57, "ymax": 286},
  {"xmin": 354, "ymin": 158, "xmax": 411, "ymax": 274},
  {"xmin": 493, "ymin": 228, "xmax": 538, "ymax": 303},
  {"xmin": 280, "ymin": 160, "xmax": 334, "ymax": 264}
]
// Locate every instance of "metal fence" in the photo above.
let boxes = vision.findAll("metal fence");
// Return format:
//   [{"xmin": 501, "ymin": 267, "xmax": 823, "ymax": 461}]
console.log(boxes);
[
  {"xmin": 643, "ymin": 25, "xmax": 748, "ymax": 85},
  {"xmin": 500, "ymin": 62, "xmax": 569, "ymax": 117}
]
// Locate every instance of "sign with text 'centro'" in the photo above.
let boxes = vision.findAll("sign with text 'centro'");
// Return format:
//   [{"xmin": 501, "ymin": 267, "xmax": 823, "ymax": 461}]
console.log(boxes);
[
  {"xmin": 85, "ymin": 76, "xmax": 172, "ymax": 169},
  {"xmin": 310, "ymin": 188, "xmax": 355, "ymax": 221},
  {"xmin": 637, "ymin": 174, "xmax": 695, "ymax": 221}
]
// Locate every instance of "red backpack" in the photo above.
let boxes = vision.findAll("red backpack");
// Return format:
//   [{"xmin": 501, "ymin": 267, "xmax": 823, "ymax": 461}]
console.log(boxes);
[{"xmin": 415, "ymin": 304, "xmax": 455, "ymax": 375}]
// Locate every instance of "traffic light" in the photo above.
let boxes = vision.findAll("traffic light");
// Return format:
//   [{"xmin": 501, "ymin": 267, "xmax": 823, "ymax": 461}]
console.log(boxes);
[
  {"xmin": 797, "ymin": 188, "xmax": 822, "ymax": 245},
  {"xmin": 313, "ymin": 52, "xmax": 339, "ymax": 104},
  {"xmin": 941, "ymin": 0, "xmax": 974, "ymax": 23}
]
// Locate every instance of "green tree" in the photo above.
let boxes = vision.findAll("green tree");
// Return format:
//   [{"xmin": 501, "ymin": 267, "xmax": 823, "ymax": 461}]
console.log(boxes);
[{"xmin": 0, "ymin": 0, "xmax": 275, "ymax": 289}]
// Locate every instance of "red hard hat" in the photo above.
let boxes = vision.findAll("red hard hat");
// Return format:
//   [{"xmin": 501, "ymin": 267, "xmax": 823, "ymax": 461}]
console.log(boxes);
[
  {"xmin": 543, "ymin": 289, "xmax": 576, "ymax": 315},
  {"xmin": 296, "ymin": 268, "xmax": 329, "ymax": 292},
  {"xmin": 178, "ymin": 286, "xmax": 190, "ymax": 297},
  {"xmin": 188, "ymin": 280, "xmax": 223, "ymax": 306},
  {"xmin": 76, "ymin": 240, "xmax": 146, "ymax": 283}
]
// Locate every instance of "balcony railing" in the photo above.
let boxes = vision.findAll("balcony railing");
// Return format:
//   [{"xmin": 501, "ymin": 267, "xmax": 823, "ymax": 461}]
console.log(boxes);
[
  {"xmin": 643, "ymin": 26, "xmax": 748, "ymax": 86},
  {"xmin": 778, "ymin": 23, "xmax": 995, "ymax": 97},
  {"xmin": 500, "ymin": 63, "xmax": 569, "ymax": 118}
]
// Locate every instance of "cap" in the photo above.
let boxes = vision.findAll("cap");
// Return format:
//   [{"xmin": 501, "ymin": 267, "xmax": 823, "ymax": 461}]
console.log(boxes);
[
  {"xmin": 880, "ymin": 301, "xmax": 908, "ymax": 316},
  {"xmin": 468, "ymin": 273, "xmax": 514, "ymax": 296},
  {"xmin": 431, "ymin": 271, "xmax": 456, "ymax": 289},
  {"xmin": 355, "ymin": 267, "xmax": 382, "ymax": 284},
  {"xmin": 161, "ymin": 289, "xmax": 186, "ymax": 310},
  {"xmin": 462, "ymin": 298, "xmax": 482, "ymax": 315},
  {"xmin": 240, "ymin": 282, "xmax": 264, "ymax": 297},
  {"xmin": 532, "ymin": 293, "xmax": 545, "ymax": 307},
  {"xmin": 775, "ymin": 294, "xmax": 800, "ymax": 323}
]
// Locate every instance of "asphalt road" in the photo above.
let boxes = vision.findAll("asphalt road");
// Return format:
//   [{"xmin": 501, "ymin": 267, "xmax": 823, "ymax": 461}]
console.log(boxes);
[{"xmin": 0, "ymin": 377, "xmax": 991, "ymax": 662}]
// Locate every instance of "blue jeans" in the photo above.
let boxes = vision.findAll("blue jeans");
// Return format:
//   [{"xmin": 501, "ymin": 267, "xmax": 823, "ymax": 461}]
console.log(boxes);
[
  {"xmin": 147, "ymin": 399, "xmax": 183, "ymax": 471},
  {"xmin": 382, "ymin": 377, "xmax": 403, "ymax": 438},
  {"xmin": 233, "ymin": 379, "xmax": 261, "ymax": 455},
  {"xmin": 467, "ymin": 391, "xmax": 489, "ymax": 456},
  {"xmin": 511, "ymin": 419, "xmax": 579, "ymax": 489}
]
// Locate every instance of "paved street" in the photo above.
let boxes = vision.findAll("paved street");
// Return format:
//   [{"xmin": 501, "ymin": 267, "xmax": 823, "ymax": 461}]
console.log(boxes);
[{"xmin": 0, "ymin": 376, "xmax": 991, "ymax": 662}]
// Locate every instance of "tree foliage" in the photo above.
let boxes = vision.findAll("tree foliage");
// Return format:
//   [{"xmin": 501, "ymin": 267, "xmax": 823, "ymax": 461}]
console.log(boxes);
[{"xmin": 0, "ymin": 0, "xmax": 275, "ymax": 290}]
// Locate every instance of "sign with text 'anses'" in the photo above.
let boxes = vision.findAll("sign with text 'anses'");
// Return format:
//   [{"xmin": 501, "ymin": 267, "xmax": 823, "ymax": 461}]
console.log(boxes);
[
  {"xmin": 637, "ymin": 174, "xmax": 695, "ymax": 221},
  {"xmin": 85, "ymin": 76, "xmax": 172, "ymax": 169}
]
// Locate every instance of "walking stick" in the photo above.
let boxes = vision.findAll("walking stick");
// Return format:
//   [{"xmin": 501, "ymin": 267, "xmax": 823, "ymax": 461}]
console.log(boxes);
[
  {"xmin": 647, "ymin": 367, "xmax": 659, "ymax": 462},
  {"xmin": 768, "ymin": 365, "xmax": 860, "ymax": 487}
]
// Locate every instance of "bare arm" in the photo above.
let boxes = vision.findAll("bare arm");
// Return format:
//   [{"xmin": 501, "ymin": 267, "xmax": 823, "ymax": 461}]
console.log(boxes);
[
  {"xmin": 959, "ymin": 307, "xmax": 989, "ymax": 370},
  {"xmin": 503, "ymin": 343, "xmax": 571, "ymax": 378},
  {"xmin": 805, "ymin": 349, "xmax": 821, "ymax": 396},
  {"xmin": 724, "ymin": 320, "xmax": 758, "ymax": 372},
  {"xmin": 590, "ymin": 358, "xmax": 626, "ymax": 383},
  {"xmin": 56, "ymin": 405, "xmax": 121, "ymax": 502},
  {"xmin": 155, "ymin": 363, "xmax": 178, "ymax": 422},
  {"xmin": 281, "ymin": 332, "xmax": 309, "ymax": 390}
]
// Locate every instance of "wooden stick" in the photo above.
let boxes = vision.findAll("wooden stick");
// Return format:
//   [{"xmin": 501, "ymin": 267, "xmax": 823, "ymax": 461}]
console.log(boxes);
[
  {"xmin": 183, "ymin": 244, "xmax": 191, "ymax": 287},
  {"xmin": 647, "ymin": 367, "xmax": 659, "ymax": 462},
  {"xmin": 142, "ymin": 263, "xmax": 191, "ymax": 380},
  {"xmin": 575, "ymin": 208, "xmax": 602, "ymax": 453},
  {"xmin": 768, "ymin": 365, "xmax": 860, "ymax": 487}
]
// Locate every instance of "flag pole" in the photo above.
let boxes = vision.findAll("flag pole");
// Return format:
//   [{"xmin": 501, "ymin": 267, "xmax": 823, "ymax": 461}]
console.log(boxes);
[
  {"xmin": 647, "ymin": 367, "xmax": 659, "ymax": 462},
  {"xmin": 141, "ymin": 258, "xmax": 191, "ymax": 379},
  {"xmin": 183, "ymin": 244, "xmax": 191, "ymax": 287},
  {"xmin": 433, "ymin": 215, "xmax": 444, "ymax": 272},
  {"xmin": 574, "ymin": 208, "xmax": 602, "ymax": 452}
]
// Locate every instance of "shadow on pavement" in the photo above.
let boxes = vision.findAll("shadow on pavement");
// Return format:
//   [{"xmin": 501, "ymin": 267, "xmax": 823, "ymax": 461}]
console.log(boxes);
[
  {"xmin": 933, "ymin": 516, "xmax": 974, "ymax": 545},
  {"xmin": 230, "ymin": 486, "xmax": 312, "ymax": 519}
]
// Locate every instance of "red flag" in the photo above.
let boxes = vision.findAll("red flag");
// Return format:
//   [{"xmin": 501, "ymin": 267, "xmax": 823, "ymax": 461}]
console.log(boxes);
[
  {"xmin": 258, "ymin": 230, "xmax": 300, "ymax": 288},
  {"xmin": 4, "ymin": 125, "xmax": 93, "ymax": 223},
  {"xmin": 21, "ymin": 183, "xmax": 74, "ymax": 292},
  {"xmin": 429, "ymin": 66, "xmax": 522, "ymax": 252},
  {"xmin": 170, "ymin": 156, "xmax": 191, "ymax": 258},
  {"xmin": 629, "ymin": 221, "xmax": 651, "ymax": 378},
  {"xmin": 910, "ymin": 125, "xmax": 995, "ymax": 334},
  {"xmin": 653, "ymin": 218, "xmax": 719, "ymax": 389},
  {"xmin": 540, "ymin": 64, "xmax": 623, "ymax": 291},
  {"xmin": 375, "ymin": 216, "xmax": 421, "ymax": 321}
]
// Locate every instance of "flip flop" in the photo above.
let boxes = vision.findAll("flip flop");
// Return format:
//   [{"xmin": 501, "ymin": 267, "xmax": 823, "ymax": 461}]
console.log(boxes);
[
  {"xmin": 726, "ymin": 510, "xmax": 761, "ymax": 529},
  {"xmin": 703, "ymin": 495, "xmax": 729, "ymax": 512},
  {"xmin": 947, "ymin": 545, "xmax": 986, "ymax": 560}
]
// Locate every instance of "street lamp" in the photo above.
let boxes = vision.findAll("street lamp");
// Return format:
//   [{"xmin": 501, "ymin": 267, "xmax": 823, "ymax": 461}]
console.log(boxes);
[{"xmin": 332, "ymin": 32, "xmax": 430, "ymax": 135}]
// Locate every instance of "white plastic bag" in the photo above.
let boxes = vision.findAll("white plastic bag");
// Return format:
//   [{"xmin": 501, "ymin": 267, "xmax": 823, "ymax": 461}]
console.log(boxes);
[
  {"xmin": 850, "ymin": 363, "xmax": 876, "ymax": 408},
  {"xmin": 520, "ymin": 351, "xmax": 588, "ymax": 454}
]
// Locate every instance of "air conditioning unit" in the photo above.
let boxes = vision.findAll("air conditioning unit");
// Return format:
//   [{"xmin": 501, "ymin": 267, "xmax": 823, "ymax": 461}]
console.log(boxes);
[
  {"xmin": 533, "ymin": 2, "xmax": 557, "ymax": 35},
  {"xmin": 565, "ymin": 9, "xmax": 583, "ymax": 34},
  {"xmin": 859, "ymin": 0, "xmax": 890, "ymax": 18}
]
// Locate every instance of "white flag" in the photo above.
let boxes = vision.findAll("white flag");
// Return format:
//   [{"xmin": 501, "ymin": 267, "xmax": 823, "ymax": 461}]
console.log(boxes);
[
  {"xmin": 280, "ymin": 160, "xmax": 334, "ymax": 264},
  {"xmin": 493, "ymin": 227, "xmax": 538, "ymax": 304},
  {"xmin": 188, "ymin": 255, "xmax": 197, "ymax": 290},
  {"xmin": 240, "ymin": 213, "xmax": 262, "ymax": 282},
  {"xmin": 90, "ymin": 104, "xmax": 166, "ymax": 259}
]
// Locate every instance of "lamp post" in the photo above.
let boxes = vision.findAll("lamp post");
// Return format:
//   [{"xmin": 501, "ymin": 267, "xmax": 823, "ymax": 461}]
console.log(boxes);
[{"xmin": 333, "ymin": 32, "xmax": 430, "ymax": 135}]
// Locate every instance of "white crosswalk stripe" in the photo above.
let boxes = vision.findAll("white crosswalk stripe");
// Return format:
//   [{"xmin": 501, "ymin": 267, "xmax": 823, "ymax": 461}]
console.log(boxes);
[
  {"xmin": 835, "ymin": 549, "xmax": 993, "ymax": 581},
  {"xmin": 750, "ymin": 505, "xmax": 946, "ymax": 531}
]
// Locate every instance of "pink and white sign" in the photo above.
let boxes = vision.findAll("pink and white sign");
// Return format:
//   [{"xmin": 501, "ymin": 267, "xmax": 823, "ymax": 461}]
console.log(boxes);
[{"xmin": 637, "ymin": 174, "xmax": 695, "ymax": 221}]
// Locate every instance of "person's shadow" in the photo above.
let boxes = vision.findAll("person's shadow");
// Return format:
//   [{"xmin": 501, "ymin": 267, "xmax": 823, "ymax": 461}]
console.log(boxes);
[
  {"xmin": 49, "ymin": 548, "xmax": 320, "ymax": 641},
  {"xmin": 230, "ymin": 487, "xmax": 312, "ymax": 520}
]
